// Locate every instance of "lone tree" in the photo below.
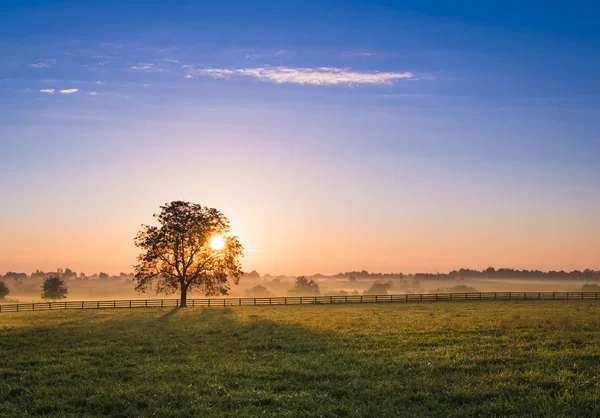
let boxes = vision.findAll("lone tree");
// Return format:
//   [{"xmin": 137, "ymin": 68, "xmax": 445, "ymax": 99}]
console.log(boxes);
[
  {"xmin": 0, "ymin": 280, "xmax": 9, "ymax": 300},
  {"xmin": 133, "ymin": 201, "xmax": 244, "ymax": 307},
  {"xmin": 289, "ymin": 276, "xmax": 320, "ymax": 295},
  {"xmin": 41, "ymin": 275, "xmax": 69, "ymax": 301}
]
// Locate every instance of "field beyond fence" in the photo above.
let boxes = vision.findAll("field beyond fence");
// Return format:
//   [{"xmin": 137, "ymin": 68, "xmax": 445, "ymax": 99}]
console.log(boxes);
[{"xmin": 1, "ymin": 291, "xmax": 599, "ymax": 313}]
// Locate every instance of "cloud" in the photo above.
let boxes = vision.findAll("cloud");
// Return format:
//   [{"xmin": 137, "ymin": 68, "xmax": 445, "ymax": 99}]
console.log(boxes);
[
  {"xmin": 130, "ymin": 63, "xmax": 164, "ymax": 72},
  {"xmin": 28, "ymin": 59, "xmax": 56, "ymax": 68},
  {"xmin": 59, "ymin": 89, "xmax": 79, "ymax": 94},
  {"xmin": 130, "ymin": 64, "xmax": 153, "ymax": 70},
  {"xmin": 89, "ymin": 92, "xmax": 98, "ymax": 95},
  {"xmin": 343, "ymin": 52, "xmax": 377, "ymax": 57},
  {"xmin": 40, "ymin": 89, "xmax": 55, "ymax": 94},
  {"xmin": 187, "ymin": 66, "xmax": 415, "ymax": 86}
]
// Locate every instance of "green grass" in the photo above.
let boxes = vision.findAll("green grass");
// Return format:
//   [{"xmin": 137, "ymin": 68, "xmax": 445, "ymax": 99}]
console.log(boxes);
[{"xmin": 1, "ymin": 301, "xmax": 600, "ymax": 417}]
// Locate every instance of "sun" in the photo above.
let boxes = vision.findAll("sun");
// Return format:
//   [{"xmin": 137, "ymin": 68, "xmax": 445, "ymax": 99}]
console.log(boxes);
[{"xmin": 209, "ymin": 235, "xmax": 225, "ymax": 250}]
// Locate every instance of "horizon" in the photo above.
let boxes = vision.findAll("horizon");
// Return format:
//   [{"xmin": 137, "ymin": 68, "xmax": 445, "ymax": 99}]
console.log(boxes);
[{"xmin": 2, "ymin": 1, "xmax": 599, "ymax": 276}]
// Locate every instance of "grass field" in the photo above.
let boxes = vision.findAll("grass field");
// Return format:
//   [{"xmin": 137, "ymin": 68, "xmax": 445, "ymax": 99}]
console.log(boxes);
[{"xmin": 1, "ymin": 301, "xmax": 600, "ymax": 417}]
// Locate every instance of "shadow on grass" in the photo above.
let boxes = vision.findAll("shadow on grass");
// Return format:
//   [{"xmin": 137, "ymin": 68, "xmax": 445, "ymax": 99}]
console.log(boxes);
[{"xmin": 1, "ymin": 307, "xmax": 599, "ymax": 417}]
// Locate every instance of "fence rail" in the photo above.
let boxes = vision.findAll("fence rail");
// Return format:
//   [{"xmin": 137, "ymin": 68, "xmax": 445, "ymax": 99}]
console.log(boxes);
[{"xmin": 0, "ymin": 291, "xmax": 598, "ymax": 314}]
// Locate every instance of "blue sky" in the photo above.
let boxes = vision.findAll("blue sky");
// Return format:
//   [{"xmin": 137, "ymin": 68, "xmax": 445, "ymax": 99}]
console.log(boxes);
[{"xmin": 1, "ymin": 0, "xmax": 599, "ymax": 274}]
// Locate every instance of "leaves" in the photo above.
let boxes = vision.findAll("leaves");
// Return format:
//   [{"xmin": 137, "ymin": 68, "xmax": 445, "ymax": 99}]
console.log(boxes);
[
  {"xmin": 41, "ymin": 275, "xmax": 69, "ymax": 301},
  {"xmin": 133, "ymin": 201, "xmax": 244, "ymax": 298}
]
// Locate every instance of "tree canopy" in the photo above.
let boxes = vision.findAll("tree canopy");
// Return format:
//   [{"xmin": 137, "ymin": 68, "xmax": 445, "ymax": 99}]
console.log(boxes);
[
  {"xmin": 0, "ymin": 281, "xmax": 9, "ymax": 300},
  {"xmin": 289, "ymin": 276, "xmax": 320, "ymax": 295},
  {"xmin": 133, "ymin": 201, "xmax": 244, "ymax": 307},
  {"xmin": 41, "ymin": 275, "xmax": 69, "ymax": 301}
]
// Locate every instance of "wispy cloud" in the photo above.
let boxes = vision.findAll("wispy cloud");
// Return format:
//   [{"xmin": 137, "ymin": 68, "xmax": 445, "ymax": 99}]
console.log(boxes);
[
  {"xmin": 187, "ymin": 66, "xmax": 415, "ymax": 86},
  {"xmin": 59, "ymin": 89, "xmax": 79, "ymax": 94},
  {"xmin": 342, "ymin": 52, "xmax": 378, "ymax": 57},
  {"xmin": 28, "ymin": 59, "xmax": 57, "ymax": 69},
  {"xmin": 40, "ymin": 89, "xmax": 55, "ymax": 94},
  {"xmin": 130, "ymin": 63, "xmax": 164, "ymax": 72}
]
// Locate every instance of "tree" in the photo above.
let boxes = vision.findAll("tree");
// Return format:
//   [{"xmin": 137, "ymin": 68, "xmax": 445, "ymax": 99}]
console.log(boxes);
[
  {"xmin": 62, "ymin": 268, "xmax": 77, "ymax": 280},
  {"xmin": 289, "ymin": 276, "xmax": 320, "ymax": 295},
  {"xmin": 364, "ymin": 282, "xmax": 392, "ymax": 295},
  {"xmin": 133, "ymin": 201, "xmax": 244, "ymax": 307},
  {"xmin": 41, "ymin": 275, "xmax": 68, "ymax": 301},
  {"xmin": 243, "ymin": 270, "xmax": 260, "ymax": 279},
  {"xmin": 245, "ymin": 284, "xmax": 270, "ymax": 297},
  {"xmin": 0, "ymin": 281, "xmax": 9, "ymax": 300}
]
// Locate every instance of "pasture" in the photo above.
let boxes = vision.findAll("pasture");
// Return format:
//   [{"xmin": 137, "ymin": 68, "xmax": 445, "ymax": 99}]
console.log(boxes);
[{"xmin": 1, "ymin": 301, "xmax": 599, "ymax": 417}]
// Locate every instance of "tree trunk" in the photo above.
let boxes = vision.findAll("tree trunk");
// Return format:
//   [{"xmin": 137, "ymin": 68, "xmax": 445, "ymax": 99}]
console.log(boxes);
[{"xmin": 180, "ymin": 285, "xmax": 188, "ymax": 308}]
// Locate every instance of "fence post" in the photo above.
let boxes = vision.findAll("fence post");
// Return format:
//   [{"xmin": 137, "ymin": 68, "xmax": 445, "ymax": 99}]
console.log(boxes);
[
  {"xmin": 375, "ymin": 295, "xmax": 378, "ymax": 303},
  {"xmin": 330, "ymin": 296, "xmax": 333, "ymax": 304},
  {"xmin": 254, "ymin": 298, "xmax": 256, "ymax": 306},
  {"xmin": 97, "ymin": 301, "xmax": 99, "ymax": 309},
  {"xmin": 32, "ymin": 303, "xmax": 35, "ymax": 311},
  {"xmin": 145, "ymin": 300, "xmax": 148, "ymax": 308},
  {"xmin": 113, "ymin": 300, "xmax": 116, "ymax": 308},
  {"xmin": 284, "ymin": 297, "xmax": 287, "ymax": 305},
  {"xmin": 420, "ymin": 294, "xmax": 423, "ymax": 302},
  {"xmin": 208, "ymin": 299, "xmax": 211, "ymax": 307},
  {"xmin": 509, "ymin": 292, "xmax": 512, "ymax": 300},
  {"xmin": 239, "ymin": 298, "xmax": 242, "ymax": 306}
]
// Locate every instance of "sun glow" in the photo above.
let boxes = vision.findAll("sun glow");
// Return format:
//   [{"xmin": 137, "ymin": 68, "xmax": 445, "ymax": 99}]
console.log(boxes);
[{"xmin": 209, "ymin": 235, "xmax": 225, "ymax": 250}]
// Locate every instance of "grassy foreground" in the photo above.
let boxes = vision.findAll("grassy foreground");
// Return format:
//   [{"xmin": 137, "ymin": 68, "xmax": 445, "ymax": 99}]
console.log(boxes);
[{"xmin": 1, "ymin": 301, "xmax": 599, "ymax": 417}]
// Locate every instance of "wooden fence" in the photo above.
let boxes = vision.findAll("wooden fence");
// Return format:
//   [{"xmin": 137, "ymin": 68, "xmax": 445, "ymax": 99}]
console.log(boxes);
[{"xmin": 0, "ymin": 291, "xmax": 598, "ymax": 314}]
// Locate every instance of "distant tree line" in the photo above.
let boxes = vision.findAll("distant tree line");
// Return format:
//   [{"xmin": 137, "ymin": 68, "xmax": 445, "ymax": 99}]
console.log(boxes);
[
  {"xmin": 415, "ymin": 267, "xmax": 600, "ymax": 280},
  {"xmin": 260, "ymin": 267, "xmax": 600, "ymax": 282},
  {"xmin": 2, "ymin": 269, "xmax": 134, "ymax": 282},
  {"xmin": 4, "ymin": 267, "xmax": 600, "ymax": 284}
]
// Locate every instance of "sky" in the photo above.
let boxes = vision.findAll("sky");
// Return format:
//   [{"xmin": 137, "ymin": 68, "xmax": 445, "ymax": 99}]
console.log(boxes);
[{"xmin": 1, "ymin": 0, "xmax": 599, "ymax": 276}]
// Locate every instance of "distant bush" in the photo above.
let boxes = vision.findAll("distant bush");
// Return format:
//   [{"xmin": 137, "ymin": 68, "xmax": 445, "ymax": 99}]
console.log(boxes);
[
  {"xmin": 0, "ymin": 281, "xmax": 9, "ymax": 300},
  {"xmin": 364, "ymin": 282, "xmax": 392, "ymax": 295},
  {"xmin": 434, "ymin": 285, "xmax": 479, "ymax": 293},
  {"xmin": 289, "ymin": 276, "xmax": 320, "ymax": 295},
  {"xmin": 245, "ymin": 285, "xmax": 270, "ymax": 297},
  {"xmin": 581, "ymin": 284, "xmax": 600, "ymax": 292},
  {"xmin": 41, "ymin": 275, "xmax": 69, "ymax": 301},
  {"xmin": 327, "ymin": 290, "xmax": 359, "ymax": 296}
]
